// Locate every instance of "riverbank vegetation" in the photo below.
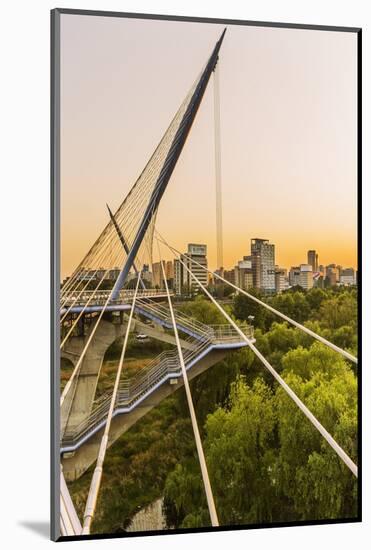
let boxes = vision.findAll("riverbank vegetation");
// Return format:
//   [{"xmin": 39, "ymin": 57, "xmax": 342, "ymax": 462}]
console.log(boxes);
[{"xmin": 66, "ymin": 286, "xmax": 358, "ymax": 533}]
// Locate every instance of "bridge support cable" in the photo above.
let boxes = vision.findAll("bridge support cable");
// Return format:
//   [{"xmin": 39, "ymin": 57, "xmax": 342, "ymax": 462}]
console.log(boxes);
[
  {"xmin": 60, "ymin": 237, "xmax": 151, "ymax": 406},
  {"xmin": 110, "ymin": 30, "xmax": 227, "ymax": 301},
  {"xmin": 106, "ymin": 203, "xmax": 146, "ymax": 290},
  {"xmin": 156, "ymin": 235, "xmax": 357, "ymax": 365},
  {"xmin": 213, "ymin": 61, "xmax": 223, "ymax": 270},
  {"xmin": 61, "ymin": 241, "xmax": 133, "ymax": 346},
  {"xmin": 81, "ymin": 273, "xmax": 142, "ymax": 535},
  {"xmin": 61, "ymin": 286, "xmax": 119, "ymax": 407},
  {"xmin": 60, "ymin": 466, "xmax": 82, "ymax": 536},
  {"xmin": 163, "ymin": 242, "xmax": 358, "ymax": 478},
  {"xmin": 60, "ymin": 270, "xmax": 113, "ymax": 349},
  {"xmin": 61, "ymin": 31, "xmax": 227, "ymax": 308},
  {"xmin": 158, "ymin": 248, "xmax": 219, "ymax": 527},
  {"xmin": 60, "ymin": 227, "xmax": 125, "ymax": 309},
  {"xmin": 60, "ymin": 264, "xmax": 114, "ymax": 324},
  {"xmin": 60, "ymin": 250, "xmax": 116, "ymax": 312},
  {"xmin": 60, "ymin": 226, "xmax": 120, "ymax": 299},
  {"xmin": 60, "ymin": 268, "xmax": 84, "ymax": 301}
]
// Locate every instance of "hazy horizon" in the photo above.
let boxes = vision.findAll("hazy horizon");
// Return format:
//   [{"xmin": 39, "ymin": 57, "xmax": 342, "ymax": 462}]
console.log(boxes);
[{"xmin": 60, "ymin": 14, "xmax": 357, "ymax": 279}]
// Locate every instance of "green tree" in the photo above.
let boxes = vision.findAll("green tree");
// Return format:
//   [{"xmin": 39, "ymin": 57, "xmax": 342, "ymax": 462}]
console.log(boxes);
[
  {"xmin": 179, "ymin": 296, "xmax": 225, "ymax": 325},
  {"xmin": 316, "ymin": 293, "xmax": 357, "ymax": 330},
  {"xmin": 273, "ymin": 343, "xmax": 357, "ymax": 520},
  {"xmin": 233, "ymin": 289, "xmax": 268, "ymax": 329}
]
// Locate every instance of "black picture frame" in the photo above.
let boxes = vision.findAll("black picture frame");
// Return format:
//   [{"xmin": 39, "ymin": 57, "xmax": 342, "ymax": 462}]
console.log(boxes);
[{"xmin": 51, "ymin": 8, "xmax": 362, "ymax": 542}]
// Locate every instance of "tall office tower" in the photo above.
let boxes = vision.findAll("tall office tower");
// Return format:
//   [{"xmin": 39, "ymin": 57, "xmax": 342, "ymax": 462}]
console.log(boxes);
[
  {"xmin": 250, "ymin": 238, "xmax": 275, "ymax": 291},
  {"xmin": 307, "ymin": 250, "xmax": 319, "ymax": 272},
  {"xmin": 185, "ymin": 243, "xmax": 208, "ymax": 294}
]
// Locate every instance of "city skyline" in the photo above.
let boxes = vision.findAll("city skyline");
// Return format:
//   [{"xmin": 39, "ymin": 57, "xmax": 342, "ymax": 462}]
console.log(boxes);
[
  {"xmin": 60, "ymin": 15, "xmax": 357, "ymax": 279},
  {"xmin": 152, "ymin": 242, "xmax": 357, "ymax": 273}
]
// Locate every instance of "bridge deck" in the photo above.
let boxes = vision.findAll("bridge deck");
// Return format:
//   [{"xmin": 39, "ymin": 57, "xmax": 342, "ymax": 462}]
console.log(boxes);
[{"xmin": 61, "ymin": 325, "xmax": 254, "ymax": 453}]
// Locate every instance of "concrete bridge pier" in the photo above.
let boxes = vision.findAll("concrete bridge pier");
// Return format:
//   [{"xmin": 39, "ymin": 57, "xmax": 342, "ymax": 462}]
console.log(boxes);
[
  {"xmin": 62, "ymin": 348, "xmax": 230, "ymax": 481},
  {"xmin": 61, "ymin": 317, "xmax": 130, "ymax": 437}
]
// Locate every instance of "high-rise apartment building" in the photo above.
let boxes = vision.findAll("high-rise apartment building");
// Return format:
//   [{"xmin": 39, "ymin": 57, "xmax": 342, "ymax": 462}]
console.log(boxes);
[
  {"xmin": 307, "ymin": 250, "xmax": 319, "ymax": 272},
  {"xmin": 184, "ymin": 244, "xmax": 208, "ymax": 294},
  {"xmin": 250, "ymin": 238, "xmax": 275, "ymax": 291}
]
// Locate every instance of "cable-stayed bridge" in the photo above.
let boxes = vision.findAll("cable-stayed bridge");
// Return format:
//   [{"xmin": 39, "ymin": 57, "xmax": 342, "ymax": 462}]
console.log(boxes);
[{"xmin": 58, "ymin": 29, "xmax": 358, "ymax": 537}]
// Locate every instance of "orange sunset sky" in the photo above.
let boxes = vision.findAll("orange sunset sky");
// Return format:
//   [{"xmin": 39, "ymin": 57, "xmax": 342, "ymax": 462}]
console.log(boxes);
[{"xmin": 60, "ymin": 14, "xmax": 357, "ymax": 279}]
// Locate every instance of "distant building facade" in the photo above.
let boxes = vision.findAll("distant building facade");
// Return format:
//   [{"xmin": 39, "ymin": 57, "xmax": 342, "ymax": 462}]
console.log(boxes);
[
  {"xmin": 174, "ymin": 259, "xmax": 184, "ymax": 295},
  {"xmin": 325, "ymin": 264, "xmax": 342, "ymax": 286},
  {"xmin": 289, "ymin": 266, "xmax": 301, "ymax": 287},
  {"xmin": 174, "ymin": 244, "xmax": 208, "ymax": 295},
  {"xmin": 234, "ymin": 258, "xmax": 253, "ymax": 291},
  {"xmin": 307, "ymin": 250, "xmax": 319, "ymax": 272},
  {"xmin": 340, "ymin": 268, "xmax": 356, "ymax": 286},
  {"xmin": 289, "ymin": 264, "xmax": 313, "ymax": 290},
  {"xmin": 250, "ymin": 238, "xmax": 275, "ymax": 292},
  {"xmin": 152, "ymin": 261, "xmax": 166, "ymax": 288},
  {"xmin": 141, "ymin": 264, "xmax": 153, "ymax": 286},
  {"xmin": 299, "ymin": 264, "xmax": 314, "ymax": 290},
  {"xmin": 223, "ymin": 268, "xmax": 236, "ymax": 286},
  {"xmin": 275, "ymin": 267, "xmax": 288, "ymax": 293}
]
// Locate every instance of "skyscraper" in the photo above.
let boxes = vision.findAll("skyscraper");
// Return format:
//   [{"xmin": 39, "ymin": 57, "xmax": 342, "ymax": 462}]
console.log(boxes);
[
  {"xmin": 250, "ymin": 238, "xmax": 275, "ymax": 291},
  {"xmin": 307, "ymin": 250, "xmax": 319, "ymax": 272}
]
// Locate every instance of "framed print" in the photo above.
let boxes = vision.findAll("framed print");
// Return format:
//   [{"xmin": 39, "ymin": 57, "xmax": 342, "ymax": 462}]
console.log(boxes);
[{"xmin": 51, "ymin": 8, "xmax": 361, "ymax": 542}]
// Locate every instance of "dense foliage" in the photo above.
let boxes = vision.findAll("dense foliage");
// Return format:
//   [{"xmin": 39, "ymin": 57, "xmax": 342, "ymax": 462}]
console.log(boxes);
[{"xmin": 67, "ymin": 286, "xmax": 358, "ymax": 532}]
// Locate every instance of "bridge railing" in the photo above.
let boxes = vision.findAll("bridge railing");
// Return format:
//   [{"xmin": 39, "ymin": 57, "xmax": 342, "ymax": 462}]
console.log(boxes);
[
  {"xmin": 61, "ymin": 337, "xmax": 209, "ymax": 447},
  {"xmin": 61, "ymin": 322, "xmax": 254, "ymax": 449},
  {"xmin": 209, "ymin": 323, "xmax": 254, "ymax": 342},
  {"xmin": 135, "ymin": 299, "xmax": 214, "ymax": 340},
  {"xmin": 61, "ymin": 288, "xmax": 172, "ymax": 308}
]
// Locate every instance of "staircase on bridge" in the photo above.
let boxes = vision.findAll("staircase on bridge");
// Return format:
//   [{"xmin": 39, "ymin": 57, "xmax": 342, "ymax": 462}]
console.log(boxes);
[{"xmin": 60, "ymin": 300, "xmax": 254, "ymax": 480}]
